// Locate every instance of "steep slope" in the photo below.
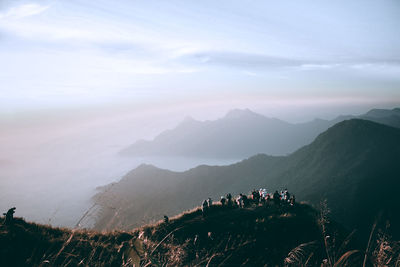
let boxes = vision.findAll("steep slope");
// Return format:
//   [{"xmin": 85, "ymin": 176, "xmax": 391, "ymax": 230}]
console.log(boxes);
[
  {"xmin": 139, "ymin": 204, "xmax": 336, "ymax": 266},
  {"xmin": 0, "ymin": 217, "xmax": 138, "ymax": 267},
  {"xmin": 120, "ymin": 107, "xmax": 400, "ymax": 158},
  {"xmin": 275, "ymin": 119, "xmax": 400, "ymax": 233},
  {"xmin": 93, "ymin": 155, "xmax": 283, "ymax": 230},
  {"xmin": 2, "ymin": 204, "xmax": 364, "ymax": 267},
  {"xmin": 358, "ymin": 108, "xmax": 400, "ymax": 128},
  {"xmin": 96, "ymin": 119, "xmax": 400, "ymax": 237}
]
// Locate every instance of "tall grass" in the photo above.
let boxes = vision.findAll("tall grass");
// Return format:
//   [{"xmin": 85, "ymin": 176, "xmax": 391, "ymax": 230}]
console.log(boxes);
[
  {"xmin": 2, "ymin": 201, "xmax": 400, "ymax": 266},
  {"xmin": 284, "ymin": 201, "xmax": 400, "ymax": 267}
]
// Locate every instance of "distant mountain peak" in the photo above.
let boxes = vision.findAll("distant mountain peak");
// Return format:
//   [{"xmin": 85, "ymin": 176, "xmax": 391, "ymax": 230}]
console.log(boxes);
[
  {"xmin": 176, "ymin": 115, "xmax": 200, "ymax": 129},
  {"xmin": 120, "ymin": 107, "xmax": 400, "ymax": 159},
  {"xmin": 135, "ymin": 163, "xmax": 158, "ymax": 170},
  {"xmin": 182, "ymin": 116, "xmax": 196, "ymax": 122},
  {"xmin": 224, "ymin": 108, "xmax": 261, "ymax": 119}
]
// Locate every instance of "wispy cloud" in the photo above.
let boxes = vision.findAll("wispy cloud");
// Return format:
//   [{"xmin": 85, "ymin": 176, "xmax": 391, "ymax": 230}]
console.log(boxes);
[
  {"xmin": 180, "ymin": 51, "xmax": 304, "ymax": 69},
  {"xmin": 299, "ymin": 63, "xmax": 341, "ymax": 70},
  {"xmin": 0, "ymin": 0, "xmax": 399, "ymax": 113},
  {"xmin": 179, "ymin": 50, "xmax": 400, "ymax": 79},
  {"xmin": 0, "ymin": 3, "xmax": 49, "ymax": 19}
]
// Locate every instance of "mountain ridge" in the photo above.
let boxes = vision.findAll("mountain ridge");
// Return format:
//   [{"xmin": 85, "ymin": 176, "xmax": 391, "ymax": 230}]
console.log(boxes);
[
  {"xmin": 95, "ymin": 119, "xmax": 400, "ymax": 237},
  {"xmin": 120, "ymin": 107, "xmax": 400, "ymax": 158}
]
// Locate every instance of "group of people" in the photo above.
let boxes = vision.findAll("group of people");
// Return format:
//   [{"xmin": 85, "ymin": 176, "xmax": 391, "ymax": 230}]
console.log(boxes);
[
  {"xmin": 269, "ymin": 189, "xmax": 296, "ymax": 206},
  {"xmin": 246, "ymin": 188, "xmax": 296, "ymax": 207},
  {"xmin": 202, "ymin": 188, "xmax": 296, "ymax": 215}
]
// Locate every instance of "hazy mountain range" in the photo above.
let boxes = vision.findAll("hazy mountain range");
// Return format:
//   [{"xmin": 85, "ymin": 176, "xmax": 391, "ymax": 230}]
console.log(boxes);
[
  {"xmin": 95, "ymin": 118, "xmax": 400, "ymax": 237},
  {"xmin": 120, "ymin": 107, "xmax": 400, "ymax": 158}
]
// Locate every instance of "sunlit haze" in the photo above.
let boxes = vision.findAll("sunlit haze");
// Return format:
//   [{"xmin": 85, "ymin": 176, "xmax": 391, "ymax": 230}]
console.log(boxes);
[{"xmin": 1, "ymin": 0, "xmax": 400, "ymax": 227}]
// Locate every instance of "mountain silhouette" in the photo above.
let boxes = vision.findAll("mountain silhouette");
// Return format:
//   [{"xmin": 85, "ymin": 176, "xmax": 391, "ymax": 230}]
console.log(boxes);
[
  {"xmin": 120, "ymin": 107, "xmax": 400, "ymax": 158},
  {"xmin": 95, "ymin": 119, "xmax": 400, "ymax": 238}
]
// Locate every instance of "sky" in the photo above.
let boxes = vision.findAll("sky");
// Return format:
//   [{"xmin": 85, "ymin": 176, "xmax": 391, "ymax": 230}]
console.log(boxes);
[
  {"xmin": 1, "ymin": 0, "xmax": 400, "ymax": 226},
  {"xmin": 1, "ymin": 0, "xmax": 400, "ymax": 119}
]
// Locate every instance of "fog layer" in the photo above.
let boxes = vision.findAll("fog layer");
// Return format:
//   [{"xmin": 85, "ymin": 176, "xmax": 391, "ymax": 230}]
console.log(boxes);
[{"xmin": 0, "ymin": 102, "xmax": 396, "ymax": 227}]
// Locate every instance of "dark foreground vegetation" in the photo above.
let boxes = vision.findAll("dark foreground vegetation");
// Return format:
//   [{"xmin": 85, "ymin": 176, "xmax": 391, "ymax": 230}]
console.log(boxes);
[
  {"xmin": 0, "ymin": 217, "xmax": 137, "ymax": 266},
  {"xmin": 1, "ymin": 202, "xmax": 399, "ymax": 266}
]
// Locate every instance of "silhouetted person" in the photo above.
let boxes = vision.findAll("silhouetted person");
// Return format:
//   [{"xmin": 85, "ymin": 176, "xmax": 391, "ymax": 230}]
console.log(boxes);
[
  {"xmin": 3, "ymin": 207, "xmax": 16, "ymax": 225},
  {"xmin": 252, "ymin": 189, "xmax": 259, "ymax": 204},
  {"xmin": 285, "ymin": 190, "xmax": 291, "ymax": 203},
  {"xmin": 290, "ymin": 195, "xmax": 296, "ymax": 206},
  {"xmin": 220, "ymin": 196, "xmax": 226, "ymax": 206},
  {"xmin": 163, "ymin": 215, "xmax": 169, "ymax": 224},
  {"xmin": 266, "ymin": 194, "xmax": 272, "ymax": 205},
  {"xmin": 237, "ymin": 194, "xmax": 243, "ymax": 208},
  {"xmin": 242, "ymin": 194, "xmax": 248, "ymax": 207},
  {"xmin": 260, "ymin": 195, "xmax": 266, "ymax": 205},
  {"xmin": 202, "ymin": 200, "xmax": 208, "ymax": 217},
  {"xmin": 207, "ymin": 198, "xmax": 213, "ymax": 207},
  {"xmin": 226, "ymin": 193, "xmax": 233, "ymax": 207},
  {"xmin": 273, "ymin": 191, "xmax": 281, "ymax": 205}
]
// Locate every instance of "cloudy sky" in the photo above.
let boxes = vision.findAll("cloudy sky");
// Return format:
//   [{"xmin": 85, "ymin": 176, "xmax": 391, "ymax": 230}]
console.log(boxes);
[
  {"xmin": 1, "ymin": 0, "xmax": 400, "ymax": 117},
  {"xmin": 1, "ymin": 0, "xmax": 400, "ymax": 226}
]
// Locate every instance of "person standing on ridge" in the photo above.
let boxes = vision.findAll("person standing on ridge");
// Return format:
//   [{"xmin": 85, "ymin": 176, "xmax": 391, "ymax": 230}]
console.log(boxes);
[
  {"xmin": 3, "ymin": 207, "xmax": 16, "ymax": 225},
  {"xmin": 207, "ymin": 198, "xmax": 213, "ymax": 207},
  {"xmin": 226, "ymin": 193, "xmax": 233, "ymax": 207},
  {"xmin": 202, "ymin": 200, "xmax": 208, "ymax": 217},
  {"xmin": 220, "ymin": 196, "xmax": 226, "ymax": 206},
  {"xmin": 273, "ymin": 191, "xmax": 281, "ymax": 206}
]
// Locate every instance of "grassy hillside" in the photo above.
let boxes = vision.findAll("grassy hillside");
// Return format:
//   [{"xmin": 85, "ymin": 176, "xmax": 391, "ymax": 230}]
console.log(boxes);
[
  {"xmin": 140, "ymin": 203, "xmax": 331, "ymax": 266},
  {"xmin": 95, "ymin": 119, "xmax": 400, "ymax": 240},
  {"xmin": 0, "ymin": 217, "xmax": 138, "ymax": 267},
  {"xmin": 2, "ymin": 202, "xmax": 399, "ymax": 266}
]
